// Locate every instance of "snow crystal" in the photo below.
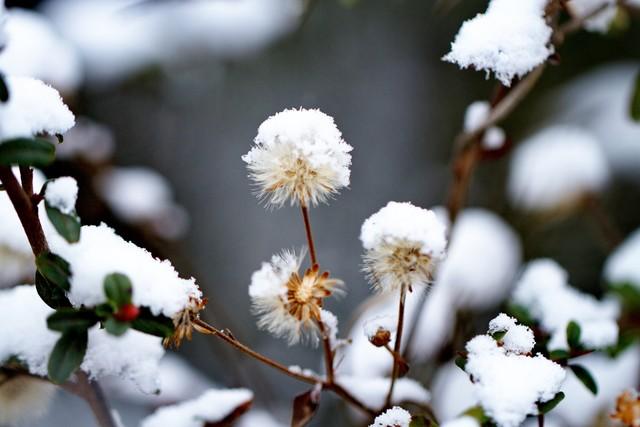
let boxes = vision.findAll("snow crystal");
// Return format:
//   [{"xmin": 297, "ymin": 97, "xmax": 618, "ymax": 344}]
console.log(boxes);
[
  {"xmin": 369, "ymin": 406, "xmax": 412, "ymax": 427},
  {"xmin": 604, "ymin": 227, "xmax": 640, "ymax": 288},
  {"xmin": 44, "ymin": 176, "xmax": 78, "ymax": 215},
  {"xmin": 512, "ymin": 259, "xmax": 619, "ymax": 350},
  {"xmin": 443, "ymin": 0, "xmax": 553, "ymax": 86},
  {"xmin": 567, "ymin": 0, "xmax": 618, "ymax": 33},
  {"xmin": 441, "ymin": 417, "xmax": 480, "ymax": 427},
  {"xmin": 364, "ymin": 315, "xmax": 397, "ymax": 340},
  {"xmin": 242, "ymin": 108, "xmax": 352, "ymax": 207},
  {"xmin": 0, "ymin": 8, "xmax": 83, "ymax": 93},
  {"xmin": 141, "ymin": 388, "xmax": 253, "ymax": 427},
  {"xmin": 508, "ymin": 126, "xmax": 609, "ymax": 212},
  {"xmin": 0, "ymin": 76, "xmax": 75, "ymax": 140},
  {"xmin": 48, "ymin": 223, "xmax": 201, "ymax": 318},
  {"xmin": 336, "ymin": 376, "xmax": 430, "ymax": 409},
  {"xmin": 464, "ymin": 320, "xmax": 566, "ymax": 427}
]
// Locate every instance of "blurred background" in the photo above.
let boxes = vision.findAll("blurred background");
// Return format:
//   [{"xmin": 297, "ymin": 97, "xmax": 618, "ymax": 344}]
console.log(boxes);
[{"xmin": 2, "ymin": 0, "xmax": 640, "ymax": 425}]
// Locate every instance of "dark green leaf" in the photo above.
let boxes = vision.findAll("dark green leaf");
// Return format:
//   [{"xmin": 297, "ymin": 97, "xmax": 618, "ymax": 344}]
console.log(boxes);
[
  {"xmin": 607, "ymin": 331, "xmax": 637, "ymax": 358},
  {"xmin": 609, "ymin": 282, "xmax": 640, "ymax": 310},
  {"xmin": 566, "ymin": 321, "xmax": 581, "ymax": 349},
  {"xmin": 538, "ymin": 392, "xmax": 565, "ymax": 414},
  {"xmin": 630, "ymin": 70, "xmax": 640, "ymax": 122},
  {"xmin": 45, "ymin": 204, "xmax": 80, "ymax": 243},
  {"xmin": 103, "ymin": 273, "xmax": 132, "ymax": 308},
  {"xmin": 131, "ymin": 308, "xmax": 174, "ymax": 338},
  {"xmin": 548, "ymin": 349, "xmax": 570, "ymax": 361},
  {"xmin": 569, "ymin": 364, "xmax": 598, "ymax": 395},
  {"xmin": 95, "ymin": 303, "xmax": 114, "ymax": 318},
  {"xmin": 463, "ymin": 406, "xmax": 489, "ymax": 423},
  {"xmin": 491, "ymin": 330, "xmax": 506, "ymax": 341},
  {"xmin": 47, "ymin": 308, "xmax": 98, "ymax": 332},
  {"xmin": 104, "ymin": 317, "xmax": 129, "ymax": 336},
  {"xmin": 35, "ymin": 271, "xmax": 71, "ymax": 309},
  {"xmin": 0, "ymin": 138, "xmax": 55, "ymax": 167},
  {"xmin": 48, "ymin": 329, "xmax": 88, "ymax": 384},
  {"xmin": 36, "ymin": 252, "xmax": 71, "ymax": 291},
  {"xmin": 0, "ymin": 73, "xmax": 8, "ymax": 102},
  {"xmin": 455, "ymin": 355, "xmax": 467, "ymax": 371},
  {"xmin": 507, "ymin": 304, "xmax": 536, "ymax": 327},
  {"xmin": 409, "ymin": 415, "xmax": 432, "ymax": 427}
]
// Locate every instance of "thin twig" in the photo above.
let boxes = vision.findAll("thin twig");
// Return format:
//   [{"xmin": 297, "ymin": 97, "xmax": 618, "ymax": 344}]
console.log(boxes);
[
  {"xmin": 300, "ymin": 204, "xmax": 318, "ymax": 265},
  {"xmin": 61, "ymin": 373, "xmax": 118, "ymax": 427},
  {"xmin": 317, "ymin": 320, "xmax": 336, "ymax": 384},
  {"xmin": 538, "ymin": 413, "xmax": 545, "ymax": 427},
  {"xmin": 384, "ymin": 284, "xmax": 407, "ymax": 408}
]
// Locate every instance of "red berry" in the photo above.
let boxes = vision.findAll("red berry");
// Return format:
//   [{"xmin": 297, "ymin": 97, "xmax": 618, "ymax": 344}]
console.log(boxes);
[{"xmin": 114, "ymin": 303, "xmax": 140, "ymax": 322}]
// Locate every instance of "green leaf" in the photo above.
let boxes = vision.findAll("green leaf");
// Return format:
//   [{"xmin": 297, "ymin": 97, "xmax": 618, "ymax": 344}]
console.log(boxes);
[
  {"xmin": 104, "ymin": 317, "xmax": 130, "ymax": 337},
  {"xmin": 103, "ymin": 273, "xmax": 132, "ymax": 308},
  {"xmin": 455, "ymin": 355, "xmax": 468, "ymax": 371},
  {"xmin": 409, "ymin": 415, "xmax": 432, "ymax": 427},
  {"xmin": 566, "ymin": 321, "xmax": 581, "ymax": 349},
  {"xmin": 630, "ymin": 70, "xmax": 640, "ymax": 122},
  {"xmin": 463, "ymin": 406, "xmax": 489, "ymax": 423},
  {"xmin": 95, "ymin": 303, "xmax": 114, "ymax": 318},
  {"xmin": 131, "ymin": 308, "xmax": 174, "ymax": 338},
  {"xmin": 47, "ymin": 308, "xmax": 98, "ymax": 332},
  {"xmin": 0, "ymin": 73, "xmax": 8, "ymax": 103},
  {"xmin": 538, "ymin": 392, "xmax": 565, "ymax": 414},
  {"xmin": 548, "ymin": 349, "xmax": 570, "ymax": 361},
  {"xmin": 491, "ymin": 330, "xmax": 506, "ymax": 341},
  {"xmin": 35, "ymin": 271, "xmax": 71, "ymax": 309},
  {"xmin": 609, "ymin": 282, "xmax": 640, "ymax": 310},
  {"xmin": 36, "ymin": 252, "xmax": 71, "ymax": 291},
  {"xmin": 0, "ymin": 138, "xmax": 55, "ymax": 167},
  {"xmin": 45, "ymin": 203, "xmax": 80, "ymax": 243},
  {"xmin": 507, "ymin": 304, "xmax": 536, "ymax": 327},
  {"xmin": 48, "ymin": 329, "xmax": 88, "ymax": 384},
  {"xmin": 569, "ymin": 364, "xmax": 598, "ymax": 395}
]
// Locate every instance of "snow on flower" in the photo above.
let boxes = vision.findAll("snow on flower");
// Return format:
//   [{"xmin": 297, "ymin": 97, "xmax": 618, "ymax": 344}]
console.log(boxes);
[
  {"xmin": 140, "ymin": 388, "xmax": 253, "ymax": 427},
  {"xmin": 463, "ymin": 101, "xmax": 506, "ymax": 150},
  {"xmin": 0, "ymin": 76, "xmax": 75, "ymax": 140},
  {"xmin": 336, "ymin": 376, "xmax": 430, "ymax": 410},
  {"xmin": 369, "ymin": 406, "xmax": 412, "ymax": 427},
  {"xmin": 0, "ymin": 286, "xmax": 165, "ymax": 393},
  {"xmin": 488, "ymin": 313, "xmax": 535, "ymax": 355},
  {"xmin": 443, "ymin": 0, "xmax": 553, "ymax": 86},
  {"xmin": 248, "ymin": 250, "xmax": 341, "ymax": 345},
  {"xmin": 604, "ymin": 227, "xmax": 640, "ymax": 288},
  {"xmin": 463, "ymin": 315, "xmax": 566, "ymax": 427},
  {"xmin": 364, "ymin": 315, "xmax": 396, "ymax": 346},
  {"xmin": 242, "ymin": 108, "xmax": 352, "ymax": 207},
  {"xmin": 508, "ymin": 126, "xmax": 609, "ymax": 212},
  {"xmin": 360, "ymin": 202, "xmax": 447, "ymax": 293},
  {"xmin": 512, "ymin": 259, "xmax": 619, "ymax": 351},
  {"xmin": 0, "ymin": 8, "xmax": 83, "ymax": 93},
  {"xmin": 44, "ymin": 176, "xmax": 78, "ymax": 215},
  {"xmin": 48, "ymin": 223, "xmax": 202, "ymax": 319},
  {"xmin": 566, "ymin": 0, "xmax": 618, "ymax": 33}
]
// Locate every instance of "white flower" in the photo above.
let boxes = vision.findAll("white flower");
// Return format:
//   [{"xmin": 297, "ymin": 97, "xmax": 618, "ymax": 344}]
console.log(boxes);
[
  {"xmin": 443, "ymin": 0, "xmax": 553, "ymax": 86},
  {"xmin": 508, "ymin": 126, "xmax": 609, "ymax": 212},
  {"xmin": 242, "ymin": 108, "xmax": 352, "ymax": 207},
  {"xmin": 360, "ymin": 202, "xmax": 447, "ymax": 293},
  {"xmin": 248, "ymin": 250, "xmax": 341, "ymax": 345},
  {"xmin": 369, "ymin": 406, "xmax": 412, "ymax": 427}
]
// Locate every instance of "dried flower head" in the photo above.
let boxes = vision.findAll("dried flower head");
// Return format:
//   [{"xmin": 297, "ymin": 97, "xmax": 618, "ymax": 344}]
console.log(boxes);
[
  {"xmin": 242, "ymin": 108, "xmax": 352, "ymax": 207},
  {"xmin": 611, "ymin": 389, "xmax": 640, "ymax": 427},
  {"xmin": 163, "ymin": 296, "xmax": 207, "ymax": 348},
  {"xmin": 360, "ymin": 202, "xmax": 447, "ymax": 293},
  {"xmin": 248, "ymin": 250, "xmax": 342, "ymax": 345}
]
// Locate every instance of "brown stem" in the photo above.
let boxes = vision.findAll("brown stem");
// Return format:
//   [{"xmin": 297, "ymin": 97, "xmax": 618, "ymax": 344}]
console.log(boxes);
[
  {"xmin": 0, "ymin": 165, "xmax": 48, "ymax": 255},
  {"xmin": 300, "ymin": 204, "xmax": 318, "ymax": 265},
  {"xmin": 192, "ymin": 318, "xmax": 376, "ymax": 416},
  {"xmin": 19, "ymin": 166, "xmax": 33, "ymax": 196},
  {"xmin": 317, "ymin": 320, "xmax": 335, "ymax": 384},
  {"xmin": 585, "ymin": 195, "xmax": 623, "ymax": 251},
  {"xmin": 538, "ymin": 413, "xmax": 544, "ymax": 427},
  {"xmin": 62, "ymin": 373, "xmax": 118, "ymax": 427},
  {"xmin": 385, "ymin": 284, "xmax": 407, "ymax": 407}
]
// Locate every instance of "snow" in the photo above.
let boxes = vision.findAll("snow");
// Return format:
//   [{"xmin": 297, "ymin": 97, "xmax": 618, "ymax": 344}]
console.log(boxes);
[
  {"xmin": 440, "ymin": 417, "xmax": 480, "ymax": 427},
  {"xmin": 508, "ymin": 126, "xmax": 609, "ymax": 212},
  {"xmin": 321, "ymin": 309, "xmax": 339, "ymax": 350},
  {"xmin": 237, "ymin": 410, "xmax": 284, "ymax": 427},
  {"xmin": 432, "ymin": 362, "xmax": 477, "ymax": 421},
  {"xmin": 0, "ymin": 8, "xmax": 82, "ymax": 93},
  {"xmin": 512, "ymin": 259, "xmax": 619, "ymax": 351},
  {"xmin": 604, "ymin": 227, "xmax": 640, "ymax": 288},
  {"xmin": 463, "ymin": 101, "xmax": 506, "ymax": 150},
  {"xmin": 443, "ymin": 0, "xmax": 553, "ymax": 86},
  {"xmin": 369, "ymin": 406, "xmax": 412, "ymax": 427},
  {"xmin": 483, "ymin": 127, "xmax": 506, "ymax": 150},
  {"xmin": 44, "ymin": 177, "xmax": 78, "ymax": 215},
  {"xmin": 140, "ymin": 388, "xmax": 253, "ymax": 427},
  {"xmin": 363, "ymin": 315, "xmax": 397, "ymax": 340},
  {"xmin": 433, "ymin": 208, "xmax": 521, "ymax": 310},
  {"xmin": 242, "ymin": 108, "xmax": 352, "ymax": 207},
  {"xmin": 336, "ymin": 376, "xmax": 430, "ymax": 409},
  {"xmin": 0, "ymin": 286, "xmax": 165, "ymax": 393},
  {"xmin": 48, "ymin": 223, "xmax": 202, "ymax": 319},
  {"xmin": 567, "ymin": 0, "xmax": 617, "ymax": 33},
  {"xmin": 0, "ymin": 76, "xmax": 75, "ymax": 140},
  {"xmin": 464, "ymin": 318, "xmax": 566, "ymax": 427},
  {"xmin": 488, "ymin": 313, "xmax": 535, "ymax": 355},
  {"xmin": 488, "ymin": 313, "xmax": 517, "ymax": 334}
]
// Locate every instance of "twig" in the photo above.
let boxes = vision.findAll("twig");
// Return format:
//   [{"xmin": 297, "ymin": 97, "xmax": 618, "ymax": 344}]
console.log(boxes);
[
  {"xmin": 384, "ymin": 284, "xmax": 408, "ymax": 407},
  {"xmin": 538, "ymin": 413, "xmax": 545, "ymax": 427},
  {"xmin": 300, "ymin": 204, "xmax": 318, "ymax": 265},
  {"xmin": 61, "ymin": 373, "xmax": 117, "ymax": 427}
]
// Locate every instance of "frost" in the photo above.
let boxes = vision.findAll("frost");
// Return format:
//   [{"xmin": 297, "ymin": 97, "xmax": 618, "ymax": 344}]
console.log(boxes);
[
  {"xmin": 443, "ymin": 0, "xmax": 553, "ymax": 86},
  {"xmin": 48, "ymin": 223, "xmax": 202, "ymax": 318},
  {"xmin": 508, "ymin": 126, "xmax": 609, "ymax": 212},
  {"xmin": 512, "ymin": 259, "xmax": 619, "ymax": 350},
  {"xmin": 141, "ymin": 388, "xmax": 253, "ymax": 427},
  {"xmin": 44, "ymin": 176, "xmax": 78, "ymax": 215},
  {"xmin": 0, "ymin": 76, "xmax": 75, "ymax": 140},
  {"xmin": 604, "ymin": 227, "xmax": 640, "ymax": 289},
  {"xmin": 336, "ymin": 376, "xmax": 430, "ymax": 409},
  {"xmin": 369, "ymin": 406, "xmax": 412, "ymax": 427}
]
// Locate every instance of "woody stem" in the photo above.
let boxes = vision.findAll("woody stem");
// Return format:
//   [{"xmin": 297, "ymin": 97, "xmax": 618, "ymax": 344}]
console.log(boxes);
[{"xmin": 385, "ymin": 283, "xmax": 407, "ymax": 408}]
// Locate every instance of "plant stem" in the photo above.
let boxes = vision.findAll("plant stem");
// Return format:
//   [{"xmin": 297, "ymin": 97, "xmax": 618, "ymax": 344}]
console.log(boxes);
[
  {"xmin": 538, "ymin": 413, "xmax": 544, "ymax": 427},
  {"xmin": 192, "ymin": 317, "xmax": 376, "ymax": 416},
  {"xmin": 384, "ymin": 284, "xmax": 407, "ymax": 408},
  {"xmin": 0, "ymin": 165, "xmax": 48, "ymax": 255},
  {"xmin": 300, "ymin": 204, "xmax": 318, "ymax": 265},
  {"xmin": 61, "ymin": 373, "xmax": 118, "ymax": 427},
  {"xmin": 317, "ymin": 319, "xmax": 335, "ymax": 383}
]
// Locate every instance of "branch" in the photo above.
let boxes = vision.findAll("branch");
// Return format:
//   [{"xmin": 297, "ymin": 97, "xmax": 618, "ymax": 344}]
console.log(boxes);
[{"xmin": 384, "ymin": 284, "xmax": 408, "ymax": 408}]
